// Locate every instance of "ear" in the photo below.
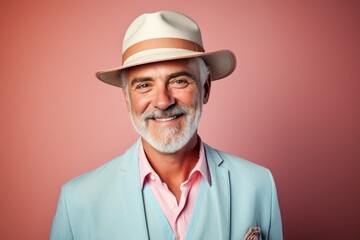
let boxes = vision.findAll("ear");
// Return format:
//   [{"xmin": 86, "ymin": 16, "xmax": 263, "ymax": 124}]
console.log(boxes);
[
  {"xmin": 202, "ymin": 76, "xmax": 211, "ymax": 104},
  {"xmin": 122, "ymin": 89, "xmax": 131, "ymax": 112}
]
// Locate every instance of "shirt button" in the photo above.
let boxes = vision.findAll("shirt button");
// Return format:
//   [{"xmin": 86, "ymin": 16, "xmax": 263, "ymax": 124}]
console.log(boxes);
[
  {"xmin": 150, "ymin": 174, "xmax": 156, "ymax": 181},
  {"xmin": 170, "ymin": 204, "xmax": 175, "ymax": 210}
]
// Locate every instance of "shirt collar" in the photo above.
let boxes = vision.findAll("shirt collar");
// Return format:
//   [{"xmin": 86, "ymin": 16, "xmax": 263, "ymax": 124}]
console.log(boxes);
[{"xmin": 138, "ymin": 139, "xmax": 210, "ymax": 189}]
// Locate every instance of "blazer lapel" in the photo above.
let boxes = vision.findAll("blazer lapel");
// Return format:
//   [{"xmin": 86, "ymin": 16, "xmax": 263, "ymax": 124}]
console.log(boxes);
[
  {"xmin": 205, "ymin": 144, "xmax": 231, "ymax": 240},
  {"xmin": 115, "ymin": 142, "xmax": 230, "ymax": 239},
  {"xmin": 117, "ymin": 140, "xmax": 149, "ymax": 240}
]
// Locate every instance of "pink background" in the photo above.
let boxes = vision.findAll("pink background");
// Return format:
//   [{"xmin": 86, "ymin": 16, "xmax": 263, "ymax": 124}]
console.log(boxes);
[{"xmin": 1, "ymin": 1, "xmax": 359, "ymax": 239}]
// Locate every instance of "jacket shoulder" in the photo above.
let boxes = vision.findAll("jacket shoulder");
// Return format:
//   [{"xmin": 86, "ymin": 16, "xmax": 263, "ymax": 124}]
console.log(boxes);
[
  {"xmin": 65, "ymin": 155, "xmax": 122, "ymax": 188},
  {"xmin": 205, "ymin": 144, "xmax": 268, "ymax": 171},
  {"xmin": 205, "ymin": 144, "xmax": 273, "ymax": 186},
  {"xmin": 62, "ymin": 142, "xmax": 139, "ymax": 198}
]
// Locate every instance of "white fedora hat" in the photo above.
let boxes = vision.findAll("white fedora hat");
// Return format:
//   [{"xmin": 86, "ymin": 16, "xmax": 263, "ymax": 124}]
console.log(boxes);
[{"xmin": 96, "ymin": 10, "xmax": 236, "ymax": 87}]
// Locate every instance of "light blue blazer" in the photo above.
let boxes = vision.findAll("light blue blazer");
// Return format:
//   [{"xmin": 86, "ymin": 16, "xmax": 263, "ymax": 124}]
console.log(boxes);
[{"xmin": 50, "ymin": 141, "xmax": 283, "ymax": 239}]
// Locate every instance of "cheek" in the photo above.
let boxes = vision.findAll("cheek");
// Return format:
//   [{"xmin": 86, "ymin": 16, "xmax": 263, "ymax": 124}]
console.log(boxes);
[
  {"xmin": 173, "ymin": 88, "xmax": 199, "ymax": 106},
  {"xmin": 129, "ymin": 94, "xmax": 151, "ymax": 114}
]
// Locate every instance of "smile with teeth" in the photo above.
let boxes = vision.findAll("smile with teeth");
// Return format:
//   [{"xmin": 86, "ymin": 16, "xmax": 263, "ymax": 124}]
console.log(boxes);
[{"xmin": 153, "ymin": 114, "xmax": 182, "ymax": 122}]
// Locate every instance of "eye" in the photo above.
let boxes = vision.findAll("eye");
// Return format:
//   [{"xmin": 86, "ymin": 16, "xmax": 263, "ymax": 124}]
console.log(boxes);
[
  {"xmin": 170, "ymin": 78, "xmax": 190, "ymax": 88},
  {"xmin": 136, "ymin": 83, "xmax": 149, "ymax": 89},
  {"xmin": 134, "ymin": 82, "xmax": 152, "ymax": 93}
]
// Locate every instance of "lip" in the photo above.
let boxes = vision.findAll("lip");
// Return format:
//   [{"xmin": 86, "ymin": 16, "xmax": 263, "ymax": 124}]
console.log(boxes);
[
  {"xmin": 154, "ymin": 115, "xmax": 178, "ymax": 122},
  {"xmin": 150, "ymin": 114, "xmax": 183, "ymax": 123}
]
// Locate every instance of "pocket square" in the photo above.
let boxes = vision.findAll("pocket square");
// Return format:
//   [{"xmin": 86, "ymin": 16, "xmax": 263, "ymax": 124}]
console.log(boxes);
[{"xmin": 243, "ymin": 227, "xmax": 261, "ymax": 240}]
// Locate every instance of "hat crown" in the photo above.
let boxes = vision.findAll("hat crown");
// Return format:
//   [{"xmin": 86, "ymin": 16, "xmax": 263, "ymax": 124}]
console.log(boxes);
[
  {"xmin": 96, "ymin": 10, "xmax": 236, "ymax": 87},
  {"xmin": 123, "ymin": 11, "xmax": 204, "ymax": 53}
]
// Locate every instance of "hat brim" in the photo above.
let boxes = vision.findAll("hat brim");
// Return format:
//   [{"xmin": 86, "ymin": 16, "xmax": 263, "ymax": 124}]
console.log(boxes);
[{"xmin": 95, "ymin": 49, "xmax": 236, "ymax": 87}]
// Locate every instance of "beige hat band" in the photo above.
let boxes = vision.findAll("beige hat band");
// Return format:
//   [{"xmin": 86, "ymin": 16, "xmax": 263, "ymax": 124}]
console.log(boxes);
[{"xmin": 122, "ymin": 38, "xmax": 205, "ymax": 64}]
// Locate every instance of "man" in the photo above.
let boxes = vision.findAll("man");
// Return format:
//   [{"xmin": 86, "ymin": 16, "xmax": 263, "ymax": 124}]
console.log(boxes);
[{"xmin": 51, "ymin": 11, "xmax": 283, "ymax": 240}]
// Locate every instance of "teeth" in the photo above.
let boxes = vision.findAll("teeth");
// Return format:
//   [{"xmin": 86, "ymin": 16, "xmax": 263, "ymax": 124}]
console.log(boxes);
[{"xmin": 154, "ymin": 115, "xmax": 177, "ymax": 122}]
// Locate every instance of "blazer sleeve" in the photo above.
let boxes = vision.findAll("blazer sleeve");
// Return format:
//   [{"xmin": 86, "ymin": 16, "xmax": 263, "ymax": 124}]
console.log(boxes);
[
  {"xmin": 267, "ymin": 169, "xmax": 283, "ymax": 240},
  {"xmin": 50, "ymin": 186, "xmax": 74, "ymax": 240}
]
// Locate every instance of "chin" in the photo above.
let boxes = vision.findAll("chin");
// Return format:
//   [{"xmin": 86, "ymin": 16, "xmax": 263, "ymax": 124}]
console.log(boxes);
[
  {"xmin": 144, "ymin": 134, "xmax": 191, "ymax": 154},
  {"xmin": 142, "ymin": 127, "xmax": 197, "ymax": 154}
]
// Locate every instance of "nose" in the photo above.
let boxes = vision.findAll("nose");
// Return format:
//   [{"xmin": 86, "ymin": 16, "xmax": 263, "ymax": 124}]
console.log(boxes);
[{"xmin": 152, "ymin": 85, "xmax": 175, "ymax": 110}]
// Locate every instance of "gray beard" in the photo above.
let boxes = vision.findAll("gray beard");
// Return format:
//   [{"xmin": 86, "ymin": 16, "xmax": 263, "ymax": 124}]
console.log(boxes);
[{"xmin": 130, "ymin": 102, "xmax": 202, "ymax": 154}]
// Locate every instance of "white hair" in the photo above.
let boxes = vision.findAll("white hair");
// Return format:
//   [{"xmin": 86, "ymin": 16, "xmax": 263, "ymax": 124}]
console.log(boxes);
[{"xmin": 197, "ymin": 57, "xmax": 210, "ymax": 85}]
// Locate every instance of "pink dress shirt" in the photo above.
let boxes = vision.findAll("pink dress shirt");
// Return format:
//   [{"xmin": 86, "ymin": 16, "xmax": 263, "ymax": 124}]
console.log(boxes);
[{"xmin": 139, "ymin": 141, "xmax": 210, "ymax": 240}]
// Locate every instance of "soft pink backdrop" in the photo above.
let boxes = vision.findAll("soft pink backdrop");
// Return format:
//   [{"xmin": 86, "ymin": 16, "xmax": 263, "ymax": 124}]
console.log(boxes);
[{"xmin": 1, "ymin": 1, "xmax": 359, "ymax": 239}]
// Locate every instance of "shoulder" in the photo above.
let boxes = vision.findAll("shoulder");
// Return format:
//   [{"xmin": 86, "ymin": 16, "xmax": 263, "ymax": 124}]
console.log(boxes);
[
  {"xmin": 61, "ymin": 141, "xmax": 139, "ymax": 199},
  {"xmin": 204, "ymin": 144, "xmax": 274, "ymax": 187},
  {"xmin": 64, "ymin": 155, "xmax": 122, "ymax": 190},
  {"xmin": 204, "ymin": 143, "xmax": 269, "ymax": 172}
]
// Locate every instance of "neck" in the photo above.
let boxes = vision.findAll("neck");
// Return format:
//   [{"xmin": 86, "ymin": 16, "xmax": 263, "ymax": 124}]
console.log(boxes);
[{"xmin": 142, "ymin": 134, "xmax": 200, "ymax": 197}]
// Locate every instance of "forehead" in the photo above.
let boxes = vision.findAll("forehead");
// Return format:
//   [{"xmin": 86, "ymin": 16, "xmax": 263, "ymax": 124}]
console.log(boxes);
[{"xmin": 122, "ymin": 58, "xmax": 200, "ymax": 81}]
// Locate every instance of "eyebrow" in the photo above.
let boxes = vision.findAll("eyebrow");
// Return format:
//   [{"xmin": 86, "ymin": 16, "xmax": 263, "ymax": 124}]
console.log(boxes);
[
  {"xmin": 129, "ymin": 71, "xmax": 197, "ymax": 87},
  {"xmin": 167, "ymin": 71, "xmax": 196, "ymax": 81}
]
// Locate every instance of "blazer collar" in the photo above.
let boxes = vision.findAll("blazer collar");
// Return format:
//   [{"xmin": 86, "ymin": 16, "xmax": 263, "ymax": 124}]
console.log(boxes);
[
  {"xmin": 117, "ymin": 140, "xmax": 231, "ymax": 240},
  {"xmin": 204, "ymin": 143, "xmax": 231, "ymax": 240},
  {"xmin": 117, "ymin": 139, "xmax": 150, "ymax": 239}
]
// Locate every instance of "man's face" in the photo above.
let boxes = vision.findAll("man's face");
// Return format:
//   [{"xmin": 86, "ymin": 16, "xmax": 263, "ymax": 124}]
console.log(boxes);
[{"xmin": 122, "ymin": 58, "xmax": 210, "ymax": 153}]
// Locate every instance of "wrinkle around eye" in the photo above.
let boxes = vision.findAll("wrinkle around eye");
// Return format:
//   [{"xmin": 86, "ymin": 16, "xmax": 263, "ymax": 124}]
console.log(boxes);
[
  {"xmin": 170, "ymin": 78, "xmax": 193, "ymax": 88},
  {"xmin": 134, "ymin": 83, "xmax": 153, "ymax": 93},
  {"xmin": 137, "ymin": 83, "xmax": 150, "ymax": 89}
]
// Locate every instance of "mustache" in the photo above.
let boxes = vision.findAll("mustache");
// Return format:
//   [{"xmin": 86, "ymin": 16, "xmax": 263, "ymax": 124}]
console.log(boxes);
[{"xmin": 141, "ymin": 104, "xmax": 189, "ymax": 121}]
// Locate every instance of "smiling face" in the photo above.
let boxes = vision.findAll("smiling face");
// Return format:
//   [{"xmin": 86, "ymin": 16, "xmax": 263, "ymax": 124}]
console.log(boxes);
[{"xmin": 122, "ymin": 58, "xmax": 210, "ymax": 154}]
